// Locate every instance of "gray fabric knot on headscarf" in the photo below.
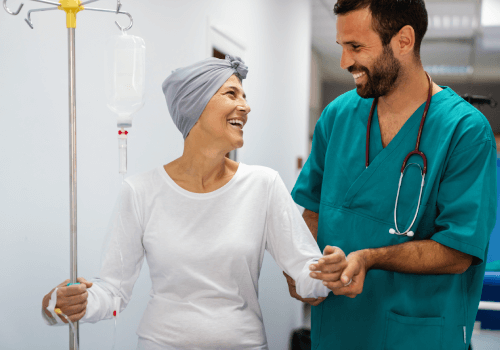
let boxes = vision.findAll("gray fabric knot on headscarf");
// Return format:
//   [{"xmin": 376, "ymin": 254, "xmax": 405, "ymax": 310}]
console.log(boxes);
[
  {"xmin": 226, "ymin": 55, "xmax": 248, "ymax": 80},
  {"xmin": 162, "ymin": 56, "xmax": 249, "ymax": 139}
]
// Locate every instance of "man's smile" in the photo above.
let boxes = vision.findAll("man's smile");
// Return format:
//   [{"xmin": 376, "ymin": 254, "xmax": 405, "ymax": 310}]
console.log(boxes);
[{"xmin": 353, "ymin": 72, "xmax": 366, "ymax": 81}]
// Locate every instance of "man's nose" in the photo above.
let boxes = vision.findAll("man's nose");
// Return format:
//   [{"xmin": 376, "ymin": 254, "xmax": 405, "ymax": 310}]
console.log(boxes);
[{"xmin": 340, "ymin": 49, "xmax": 354, "ymax": 71}]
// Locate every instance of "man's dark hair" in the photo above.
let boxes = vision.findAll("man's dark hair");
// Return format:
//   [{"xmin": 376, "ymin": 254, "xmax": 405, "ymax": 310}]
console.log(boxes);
[{"xmin": 334, "ymin": 0, "xmax": 428, "ymax": 58}]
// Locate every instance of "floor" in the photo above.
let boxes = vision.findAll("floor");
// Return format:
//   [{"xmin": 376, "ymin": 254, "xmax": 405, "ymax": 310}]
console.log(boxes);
[{"xmin": 471, "ymin": 326, "xmax": 500, "ymax": 349}]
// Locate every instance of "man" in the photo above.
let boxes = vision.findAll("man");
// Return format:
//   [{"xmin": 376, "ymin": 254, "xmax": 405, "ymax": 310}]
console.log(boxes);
[{"xmin": 285, "ymin": 0, "xmax": 497, "ymax": 349}]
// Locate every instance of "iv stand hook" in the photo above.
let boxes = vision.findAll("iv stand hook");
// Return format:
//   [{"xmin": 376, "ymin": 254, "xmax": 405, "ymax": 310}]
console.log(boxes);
[
  {"xmin": 115, "ymin": 9, "xmax": 132, "ymax": 31},
  {"xmin": 3, "ymin": 0, "xmax": 23, "ymax": 15},
  {"xmin": 83, "ymin": 6, "xmax": 133, "ymax": 31}
]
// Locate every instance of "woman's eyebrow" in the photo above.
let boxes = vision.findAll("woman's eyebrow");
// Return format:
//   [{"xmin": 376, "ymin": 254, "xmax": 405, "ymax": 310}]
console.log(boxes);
[{"xmin": 227, "ymin": 86, "xmax": 246, "ymax": 100}]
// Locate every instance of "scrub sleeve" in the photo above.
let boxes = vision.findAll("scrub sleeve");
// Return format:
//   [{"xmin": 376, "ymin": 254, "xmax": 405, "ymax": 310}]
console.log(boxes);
[
  {"xmin": 291, "ymin": 105, "xmax": 330, "ymax": 214},
  {"xmin": 432, "ymin": 139, "xmax": 497, "ymax": 265}
]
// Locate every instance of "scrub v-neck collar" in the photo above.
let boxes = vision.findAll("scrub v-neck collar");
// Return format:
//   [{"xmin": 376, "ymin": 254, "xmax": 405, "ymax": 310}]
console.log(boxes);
[
  {"xmin": 368, "ymin": 87, "xmax": 449, "ymax": 166},
  {"xmin": 344, "ymin": 87, "xmax": 450, "ymax": 209}
]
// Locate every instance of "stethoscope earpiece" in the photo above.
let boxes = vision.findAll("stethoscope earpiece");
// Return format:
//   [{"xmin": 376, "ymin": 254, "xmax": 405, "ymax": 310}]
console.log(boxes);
[
  {"xmin": 389, "ymin": 228, "xmax": 396, "ymax": 234},
  {"xmin": 407, "ymin": 231, "xmax": 414, "ymax": 237}
]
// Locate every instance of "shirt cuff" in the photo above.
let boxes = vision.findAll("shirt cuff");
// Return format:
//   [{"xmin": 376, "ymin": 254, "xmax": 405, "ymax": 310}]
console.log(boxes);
[{"xmin": 41, "ymin": 306, "xmax": 58, "ymax": 326}]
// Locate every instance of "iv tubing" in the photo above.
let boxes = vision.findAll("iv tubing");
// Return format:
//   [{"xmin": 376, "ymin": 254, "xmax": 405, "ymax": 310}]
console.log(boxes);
[
  {"xmin": 55, "ymin": 309, "xmax": 79, "ymax": 350},
  {"xmin": 118, "ymin": 129, "xmax": 128, "ymax": 175}
]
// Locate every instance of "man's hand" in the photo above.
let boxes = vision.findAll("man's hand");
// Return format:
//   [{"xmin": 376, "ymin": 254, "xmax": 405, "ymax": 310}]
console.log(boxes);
[
  {"xmin": 309, "ymin": 246, "xmax": 367, "ymax": 298},
  {"xmin": 283, "ymin": 272, "xmax": 326, "ymax": 306}
]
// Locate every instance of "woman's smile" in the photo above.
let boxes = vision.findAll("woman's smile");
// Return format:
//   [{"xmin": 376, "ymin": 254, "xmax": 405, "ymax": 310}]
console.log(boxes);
[{"xmin": 228, "ymin": 118, "xmax": 245, "ymax": 131}]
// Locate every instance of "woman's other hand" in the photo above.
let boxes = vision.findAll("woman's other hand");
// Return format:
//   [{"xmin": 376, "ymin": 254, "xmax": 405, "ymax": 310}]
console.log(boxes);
[
  {"xmin": 42, "ymin": 277, "xmax": 93, "ymax": 323},
  {"xmin": 308, "ymin": 246, "xmax": 348, "ymax": 286},
  {"xmin": 283, "ymin": 272, "xmax": 326, "ymax": 306}
]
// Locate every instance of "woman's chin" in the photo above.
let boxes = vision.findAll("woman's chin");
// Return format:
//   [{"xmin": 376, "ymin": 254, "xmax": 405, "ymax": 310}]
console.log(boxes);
[
  {"xmin": 229, "ymin": 135, "xmax": 244, "ymax": 149},
  {"xmin": 237, "ymin": 136, "xmax": 244, "ymax": 148},
  {"xmin": 232, "ymin": 141, "xmax": 244, "ymax": 150}
]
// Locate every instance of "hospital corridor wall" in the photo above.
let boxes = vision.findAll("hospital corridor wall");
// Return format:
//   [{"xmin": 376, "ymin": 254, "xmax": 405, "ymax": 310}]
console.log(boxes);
[{"xmin": 0, "ymin": 1, "xmax": 313, "ymax": 349}]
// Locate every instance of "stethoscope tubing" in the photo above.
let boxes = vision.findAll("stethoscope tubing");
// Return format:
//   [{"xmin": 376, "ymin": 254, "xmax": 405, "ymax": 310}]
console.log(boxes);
[
  {"xmin": 392, "ymin": 164, "xmax": 426, "ymax": 236},
  {"xmin": 366, "ymin": 73, "xmax": 433, "ymax": 236}
]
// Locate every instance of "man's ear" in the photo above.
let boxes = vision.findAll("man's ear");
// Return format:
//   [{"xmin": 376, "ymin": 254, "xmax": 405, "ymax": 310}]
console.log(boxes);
[{"xmin": 394, "ymin": 25, "xmax": 416, "ymax": 57}]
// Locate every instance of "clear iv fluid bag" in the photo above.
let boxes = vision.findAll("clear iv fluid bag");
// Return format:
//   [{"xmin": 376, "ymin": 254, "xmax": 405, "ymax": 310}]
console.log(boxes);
[{"xmin": 105, "ymin": 32, "xmax": 146, "ymax": 128}]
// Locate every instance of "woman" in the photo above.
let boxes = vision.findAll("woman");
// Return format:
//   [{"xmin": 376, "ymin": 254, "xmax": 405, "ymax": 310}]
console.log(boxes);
[{"xmin": 41, "ymin": 56, "xmax": 337, "ymax": 350}]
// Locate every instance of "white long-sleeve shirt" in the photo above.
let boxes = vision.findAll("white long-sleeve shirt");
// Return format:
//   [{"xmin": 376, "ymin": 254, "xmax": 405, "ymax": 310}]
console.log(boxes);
[{"xmin": 44, "ymin": 163, "xmax": 329, "ymax": 349}]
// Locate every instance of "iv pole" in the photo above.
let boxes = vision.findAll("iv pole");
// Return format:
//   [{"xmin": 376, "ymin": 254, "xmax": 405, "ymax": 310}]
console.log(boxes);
[{"xmin": 3, "ymin": 1, "xmax": 133, "ymax": 349}]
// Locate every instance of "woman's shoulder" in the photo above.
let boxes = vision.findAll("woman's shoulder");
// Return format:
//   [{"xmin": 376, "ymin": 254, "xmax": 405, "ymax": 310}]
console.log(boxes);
[
  {"xmin": 239, "ymin": 163, "xmax": 279, "ymax": 183},
  {"xmin": 123, "ymin": 166, "xmax": 165, "ymax": 193}
]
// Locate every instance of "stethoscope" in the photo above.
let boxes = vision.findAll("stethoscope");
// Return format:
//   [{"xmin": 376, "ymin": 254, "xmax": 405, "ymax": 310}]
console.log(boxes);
[{"xmin": 366, "ymin": 73, "xmax": 433, "ymax": 237}]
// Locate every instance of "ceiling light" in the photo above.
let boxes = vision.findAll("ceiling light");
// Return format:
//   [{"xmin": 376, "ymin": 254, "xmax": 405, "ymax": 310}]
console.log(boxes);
[{"xmin": 482, "ymin": 0, "xmax": 500, "ymax": 27}]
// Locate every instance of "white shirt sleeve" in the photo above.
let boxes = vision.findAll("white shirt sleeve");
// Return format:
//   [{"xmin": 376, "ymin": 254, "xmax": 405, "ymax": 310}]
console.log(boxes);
[
  {"xmin": 81, "ymin": 181, "xmax": 145, "ymax": 324},
  {"xmin": 41, "ymin": 307, "xmax": 58, "ymax": 326},
  {"xmin": 265, "ymin": 173, "xmax": 330, "ymax": 299}
]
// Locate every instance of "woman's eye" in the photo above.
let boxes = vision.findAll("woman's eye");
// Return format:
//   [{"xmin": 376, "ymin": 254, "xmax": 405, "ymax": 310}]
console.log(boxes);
[{"xmin": 227, "ymin": 91, "xmax": 236, "ymax": 96}]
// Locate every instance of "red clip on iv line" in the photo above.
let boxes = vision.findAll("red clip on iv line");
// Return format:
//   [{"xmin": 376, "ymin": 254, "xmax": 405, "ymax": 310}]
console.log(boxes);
[{"xmin": 63, "ymin": 283, "xmax": 120, "ymax": 349}]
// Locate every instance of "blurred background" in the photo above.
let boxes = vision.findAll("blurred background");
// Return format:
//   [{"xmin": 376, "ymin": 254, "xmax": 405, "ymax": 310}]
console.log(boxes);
[{"xmin": 0, "ymin": 0, "xmax": 498, "ymax": 349}]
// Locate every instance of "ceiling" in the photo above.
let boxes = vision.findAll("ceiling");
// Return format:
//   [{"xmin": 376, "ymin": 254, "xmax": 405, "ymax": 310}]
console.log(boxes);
[{"xmin": 312, "ymin": 0, "xmax": 500, "ymax": 83}]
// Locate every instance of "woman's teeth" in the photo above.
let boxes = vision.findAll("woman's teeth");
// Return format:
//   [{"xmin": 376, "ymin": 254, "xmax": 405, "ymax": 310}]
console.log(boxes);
[{"xmin": 228, "ymin": 119, "xmax": 244, "ymax": 129}]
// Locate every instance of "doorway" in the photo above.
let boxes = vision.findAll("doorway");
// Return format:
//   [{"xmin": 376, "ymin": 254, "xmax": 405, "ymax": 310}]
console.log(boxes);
[{"xmin": 207, "ymin": 19, "xmax": 246, "ymax": 162}]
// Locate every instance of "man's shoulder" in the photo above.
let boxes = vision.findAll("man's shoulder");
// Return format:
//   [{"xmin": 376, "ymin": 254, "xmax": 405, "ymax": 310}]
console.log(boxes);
[
  {"xmin": 317, "ymin": 89, "xmax": 370, "ymax": 133},
  {"xmin": 436, "ymin": 87, "xmax": 486, "ymax": 120},
  {"xmin": 434, "ymin": 87, "xmax": 494, "ymax": 147},
  {"xmin": 315, "ymin": 89, "xmax": 373, "ymax": 140},
  {"xmin": 323, "ymin": 89, "xmax": 368, "ymax": 116}
]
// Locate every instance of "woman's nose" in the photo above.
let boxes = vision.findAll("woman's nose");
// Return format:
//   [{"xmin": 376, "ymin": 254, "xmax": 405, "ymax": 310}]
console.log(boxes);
[{"xmin": 239, "ymin": 102, "xmax": 251, "ymax": 114}]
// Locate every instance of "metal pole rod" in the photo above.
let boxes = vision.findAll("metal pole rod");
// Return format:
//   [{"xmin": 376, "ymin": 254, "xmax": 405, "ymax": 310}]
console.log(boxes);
[{"xmin": 68, "ymin": 27, "xmax": 79, "ymax": 350}]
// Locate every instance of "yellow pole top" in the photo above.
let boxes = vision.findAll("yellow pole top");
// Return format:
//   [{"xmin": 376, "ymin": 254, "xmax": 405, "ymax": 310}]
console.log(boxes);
[{"xmin": 58, "ymin": 0, "xmax": 84, "ymax": 28}]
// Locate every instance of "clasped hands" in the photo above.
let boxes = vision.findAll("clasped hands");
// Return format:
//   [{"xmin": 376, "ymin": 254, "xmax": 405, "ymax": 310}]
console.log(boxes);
[{"xmin": 284, "ymin": 245, "xmax": 368, "ymax": 305}]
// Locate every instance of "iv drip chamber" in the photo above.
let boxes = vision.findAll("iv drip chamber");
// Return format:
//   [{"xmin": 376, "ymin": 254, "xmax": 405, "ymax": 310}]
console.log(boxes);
[
  {"xmin": 105, "ymin": 31, "xmax": 146, "ymax": 128},
  {"xmin": 105, "ymin": 31, "xmax": 146, "ymax": 175}
]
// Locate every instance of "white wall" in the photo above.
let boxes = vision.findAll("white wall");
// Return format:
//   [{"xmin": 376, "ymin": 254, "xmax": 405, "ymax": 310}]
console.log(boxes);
[
  {"xmin": 308, "ymin": 49, "xmax": 323, "ymax": 150},
  {"xmin": 0, "ymin": 0, "xmax": 312, "ymax": 349}
]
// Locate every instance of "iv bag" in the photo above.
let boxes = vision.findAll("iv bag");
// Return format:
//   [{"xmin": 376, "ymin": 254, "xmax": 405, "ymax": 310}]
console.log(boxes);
[{"xmin": 105, "ymin": 32, "xmax": 146, "ymax": 128}]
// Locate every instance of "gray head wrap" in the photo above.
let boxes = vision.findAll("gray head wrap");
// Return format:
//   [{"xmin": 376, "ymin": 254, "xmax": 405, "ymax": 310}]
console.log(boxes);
[{"xmin": 162, "ymin": 55, "xmax": 248, "ymax": 139}]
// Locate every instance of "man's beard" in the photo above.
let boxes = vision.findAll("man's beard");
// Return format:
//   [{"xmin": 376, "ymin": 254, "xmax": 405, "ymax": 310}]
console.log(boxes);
[{"xmin": 351, "ymin": 45, "xmax": 402, "ymax": 99}]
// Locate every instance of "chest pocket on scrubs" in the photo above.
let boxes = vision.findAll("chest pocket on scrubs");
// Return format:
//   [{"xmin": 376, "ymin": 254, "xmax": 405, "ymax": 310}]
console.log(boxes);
[{"xmin": 383, "ymin": 311, "xmax": 444, "ymax": 350}]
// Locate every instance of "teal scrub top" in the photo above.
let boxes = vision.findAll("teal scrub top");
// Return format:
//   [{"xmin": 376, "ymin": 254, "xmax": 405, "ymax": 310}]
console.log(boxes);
[{"xmin": 292, "ymin": 87, "xmax": 497, "ymax": 350}]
